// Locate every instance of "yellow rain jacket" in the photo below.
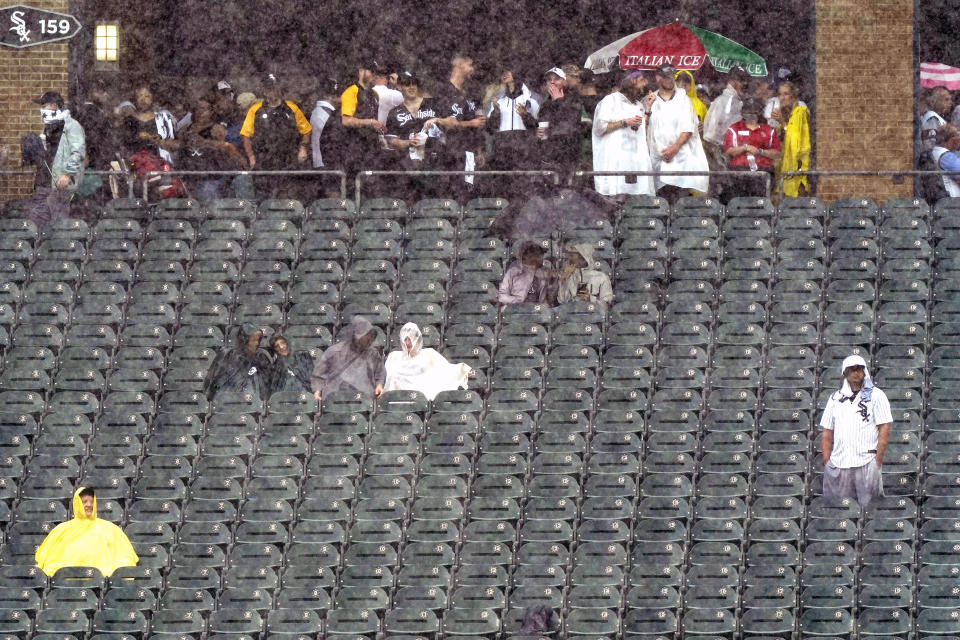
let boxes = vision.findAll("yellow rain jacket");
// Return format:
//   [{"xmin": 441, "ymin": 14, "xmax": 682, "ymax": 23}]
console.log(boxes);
[
  {"xmin": 34, "ymin": 487, "xmax": 138, "ymax": 577},
  {"xmin": 777, "ymin": 104, "xmax": 811, "ymax": 198},
  {"xmin": 675, "ymin": 70, "xmax": 707, "ymax": 122}
]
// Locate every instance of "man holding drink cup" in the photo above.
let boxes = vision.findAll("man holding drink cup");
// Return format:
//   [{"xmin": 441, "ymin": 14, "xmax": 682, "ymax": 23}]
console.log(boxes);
[{"xmin": 591, "ymin": 69, "xmax": 656, "ymax": 198}]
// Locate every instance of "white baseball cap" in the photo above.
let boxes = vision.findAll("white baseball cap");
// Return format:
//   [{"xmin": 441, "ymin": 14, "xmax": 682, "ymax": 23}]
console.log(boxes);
[
  {"xmin": 217, "ymin": 80, "xmax": 232, "ymax": 91},
  {"xmin": 545, "ymin": 67, "xmax": 566, "ymax": 80}
]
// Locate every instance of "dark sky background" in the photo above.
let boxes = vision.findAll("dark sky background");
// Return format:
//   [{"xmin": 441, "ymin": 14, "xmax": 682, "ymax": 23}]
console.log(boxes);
[{"xmin": 81, "ymin": 0, "xmax": 817, "ymax": 99}]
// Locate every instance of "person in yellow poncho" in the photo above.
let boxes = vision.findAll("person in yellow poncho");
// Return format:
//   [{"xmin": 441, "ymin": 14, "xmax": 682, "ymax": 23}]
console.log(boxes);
[
  {"xmin": 675, "ymin": 70, "xmax": 707, "ymax": 122},
  {"xmin": 35, "ymin": 487, "xmax": 138, "ymax": 577},
  {"xmin": 772, "ymin": 81, "xmax": 811, "ymax": 198}
]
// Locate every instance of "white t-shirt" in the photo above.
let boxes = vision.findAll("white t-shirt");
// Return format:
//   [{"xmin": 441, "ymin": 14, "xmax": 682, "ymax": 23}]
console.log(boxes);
[
  {"xmin": 591, "ymin": 91, "xmax": 654, "ymax": 196},
  {"xmin": 647, "ymin": 88, "xmax": 709, "ymax": 193},
  {"xmin": 820, "ymin": 386, "xmax": 893, "ymax": 468},
  {"xmin": 373, "ymin": 85, "xmax": 404, "ymax": 124}
]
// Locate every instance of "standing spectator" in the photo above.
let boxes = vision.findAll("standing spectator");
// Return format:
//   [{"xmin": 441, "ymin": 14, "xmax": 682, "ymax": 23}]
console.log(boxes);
[
  {"xmin": 240, "ymin": 73, "xmax": 312, "ymax": 198},
  {"xmin": 309, "ymin": 79, "xmax": 344, "ymax": 169},
  {"xmin": 931, "ymin": 124, "xmax": 960, "ymax": 198},
  {"xmin": 128, "ymin": 86, "xmax": 179, "ymax": 164},
  {"xmin": 577, "ymin": 69, "xmax": 602, "ymax": 119},
  {"xmin": 675, "ymin": 69, "xmax": 707, "ymax": 123},
  {"xmin": 536, "ymin": 67, "xmax": 584, "ymax": 182},
  {"xmin": 920, "ymin": 86, "xmax": 953, "ymax": 151},
  {"xmin": 702, "ymin": 67, "xmax": 749, "ymax": 192},
  {"xmin": 820, "ymin": 354, "xmax": 892, "ymax": 508},
  {"xmin": 341, "ymin": 60, "xmax": 386, "ymax": 185},
  {"xmin": 311, "ymin": 316, "xmax": 385, "ymax": 402},
  {"xmin": 28, "ymin": 91, "xmax": 85, "ymax": 227},
  {"xmin": 497, "ymin": 242, "xmax": 556, "ymax": 306},
  {"xmin": 266, "ymin": 335, "xmax": 314, "ymax": 396},
  {"xmin": 647, "ymin": 64, "xmax": 710, "ymax": 201},
  {"xmin": 485, "ymin": 67, "xmax": 539, "ymax": 173},
  {"xmin": 74, "ymin": 77, "xmax": 116, "ymax": 170},
  {"xmin": 180, "ymin": 100, "xmax": 248, "ymax": 201},
  {"xmin": 373, "ymin": 70, "xmax": 404, "ymax": 125},
  {"xmin": 384, "ymin": 71, "xmax": 443, "ymax": 200},
  {"xmin": 771, "ymin": 80, "xmax": 811, "ymax": 198},
  {"xmin": 203, "ymin": 324, "xmax": 272, "ymax": 402},
  {"xmin": 721, "ymin": 98, "xmax": 781, "ymax": 201},
  {"xmin": 436, "ymin": 54, "xmax": 487, "ymax": 194},
  {"xmin": 591, "ymin": 70, "xmax": 655, "ymax": 198},
  {"xmin": 556, "ymin": 242, "xmax": 613, "ymax": 309}
]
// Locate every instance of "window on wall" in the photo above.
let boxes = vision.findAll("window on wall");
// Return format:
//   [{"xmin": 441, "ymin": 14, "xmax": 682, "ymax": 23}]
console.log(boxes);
[{"xmin": 95, "ymin": 23, "xmax": 119, "ymax": 68}]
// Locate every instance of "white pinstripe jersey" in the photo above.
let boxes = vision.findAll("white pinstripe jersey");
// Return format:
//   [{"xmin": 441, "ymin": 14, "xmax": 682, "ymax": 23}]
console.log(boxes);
[{"xmin": 819, "ymin": 386, "xmax": 893, "ymax": 468}]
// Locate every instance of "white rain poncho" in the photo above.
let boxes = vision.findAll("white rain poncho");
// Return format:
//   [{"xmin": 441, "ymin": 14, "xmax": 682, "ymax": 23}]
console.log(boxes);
[{"xmin": 384, "ymin": 323, "xmax": 471, "ymax": 400}]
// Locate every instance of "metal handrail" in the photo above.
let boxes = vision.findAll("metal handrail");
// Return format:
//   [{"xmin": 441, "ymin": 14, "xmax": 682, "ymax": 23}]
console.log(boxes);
[
  {"xmin": 142, "ymin": 169, "xmax": 348, "ymax": 201},
  {"xmin": 575, "ymin": 169, "xmax": 772, "ymax": 199},
  {"xmin": 355, "ymin": 170, "xmax": 561, "ymax": 206},
  {"xmin": 777, "ymin": 169, "xmax": 960, "ymax": 202}
]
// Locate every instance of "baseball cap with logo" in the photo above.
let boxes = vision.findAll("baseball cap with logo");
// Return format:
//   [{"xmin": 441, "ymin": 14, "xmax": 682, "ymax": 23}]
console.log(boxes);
[
  {"xmin": 545, "ymin": 67, "xmax": 567, "ymax": 80},
  {"xmin": 217, "ymin": 80, "xmax": 232, "ymax": 92}
]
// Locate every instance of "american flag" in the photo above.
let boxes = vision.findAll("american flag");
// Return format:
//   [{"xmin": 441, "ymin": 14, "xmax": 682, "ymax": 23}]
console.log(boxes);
[{"xmin": 920, "ymin": 62, "xmax": 960, "ymax": 90}]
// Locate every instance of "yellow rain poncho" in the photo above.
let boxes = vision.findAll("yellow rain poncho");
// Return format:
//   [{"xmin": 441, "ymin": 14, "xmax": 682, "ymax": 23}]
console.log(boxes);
[
  {"xmin": 35, "ymin": 487, "xmax": 138, "ymax": 577},
  {"xmin": 675, "ymin": 70, "xmax": 707, "ymax": 122},
  {"xmin": 777, "ymin": 104, "xmax": 811, "ymax": 198}
]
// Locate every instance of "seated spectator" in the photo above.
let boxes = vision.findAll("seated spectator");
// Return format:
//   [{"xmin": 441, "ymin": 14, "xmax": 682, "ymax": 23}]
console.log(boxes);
[
  {"xmin": 203, "ymin": 324, "xmax": 272, "ymax": 401},
  {"xmin": 721, "ymin": 98, "xmax": 781, "ymax": 201},
  {"xmin": 498, "ymin": 242, "xmax": 556, "ymax": 306},
  {"xmin": 771, "ymin": 80, "xmax": 811, "ymax": 198},
  {"xmin": 266, "ymin": 335, "xmax": 314, "ymax": 396},
  {"xmin": 485, "ymin": 66, "xmax": 539, "ymax": 172},
  {"xmin": 384, "ymin": 323, "xmax": 472, "ymax": 400},
  {"xmin": 931, "ymin": 124, "xmax": 960, "ymax": 198},
  {"xmin": 126, "ymin": 86, "xmax": 179, "ymax": 163},
  {"xmin": 556, "ymin": 242, "xmax": 613, "ymax": 309},
  {"xmin": 35, "ymin": 487, "xmax": 138, "ymax": 577},
  {"xmin": 591, "ymin": 70, "xmax": 655, "ymax": 198},
  {"xmin": 311, "ymin": 315, "xmax": 385, "ymax": 402}
]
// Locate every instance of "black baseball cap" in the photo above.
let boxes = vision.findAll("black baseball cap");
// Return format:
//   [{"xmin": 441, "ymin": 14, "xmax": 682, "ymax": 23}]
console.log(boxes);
[
  {"xmin": 656, "ymin": 64, "xmax": 678, "ymax": 77},
  {"xmin": 36, "ymin": 91, "xmax": 64, "ymax": 108},
  {"xmin": 397, "ymin": 71, "xmax": 419, "ymax": 86}
]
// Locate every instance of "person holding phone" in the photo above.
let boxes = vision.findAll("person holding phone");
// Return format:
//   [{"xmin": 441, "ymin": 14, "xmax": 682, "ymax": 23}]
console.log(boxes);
[{"xmin": 591, "ymin": 69, "xmax": 655, "ymax": 198}]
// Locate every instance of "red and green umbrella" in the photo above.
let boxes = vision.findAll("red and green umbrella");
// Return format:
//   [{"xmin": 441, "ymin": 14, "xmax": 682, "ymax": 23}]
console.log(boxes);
[{"xmin": 584, "ymin": 21, "xmax": 768, "ymax": 77}]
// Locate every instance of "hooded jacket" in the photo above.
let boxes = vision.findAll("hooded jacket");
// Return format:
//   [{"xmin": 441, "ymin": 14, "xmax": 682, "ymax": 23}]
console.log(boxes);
[
  {"xmin": 203, "ymin": 325, "xmax": 272, "ymax": 400},
  {"xmin": 35, "ymin": 487, "xmax": 138, "ymax": 577},
  {"xmin": 498, "ymin": 242, "xmax": 555, "ymax": 305},
  {"xmin": 556, "ymin": 243, "xmax": 613, "ymax": 308},
  {"xmin": 311, "ymin": 315, "xmax": 385, "ymax": 396},
  {"xmin": 777, "ymin": 103, "xmax": 811, "ymax": 198},
  {"xmin": 676, "ymin": 70, "xmax": 707, "ymax": 122},
  {"xmin": 47, "ymin": 110, "xmax": 86, "ymax": 189}
]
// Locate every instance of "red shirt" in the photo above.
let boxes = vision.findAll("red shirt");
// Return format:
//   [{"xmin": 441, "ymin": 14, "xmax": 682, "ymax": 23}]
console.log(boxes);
[{"xmin": 723, "ymin": 120, "xmax": 781, "ymax": 169}]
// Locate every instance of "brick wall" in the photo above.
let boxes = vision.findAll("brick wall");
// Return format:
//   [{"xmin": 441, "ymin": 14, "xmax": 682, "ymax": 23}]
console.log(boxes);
[
  {"xmin": 814, "ymin": 0, "xmax": 914, "ymax": 202},
  {"xmin": 0, "ymin": 0, "xmax": 70, "ymax": 202}
]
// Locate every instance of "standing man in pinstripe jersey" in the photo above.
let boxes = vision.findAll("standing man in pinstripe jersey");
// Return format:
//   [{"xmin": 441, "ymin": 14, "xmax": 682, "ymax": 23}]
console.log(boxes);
[{"xmin": 819, "ymin": 354, "xmax": 893, "ymax": 508}]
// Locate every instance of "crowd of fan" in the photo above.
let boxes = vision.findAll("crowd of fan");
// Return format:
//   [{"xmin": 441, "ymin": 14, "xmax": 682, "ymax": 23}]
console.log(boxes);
[
  {"xmin": 28, "ymin": 55, "xmax": 813, "ymax": 210},
  {"xmin": 917, "ymin": 85, "xmax": 960, "ymax": 201}
]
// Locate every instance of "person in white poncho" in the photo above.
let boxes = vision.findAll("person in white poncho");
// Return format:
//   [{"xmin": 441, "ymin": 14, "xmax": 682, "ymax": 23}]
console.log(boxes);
[
  {"xmin": 591, "ymin": 70, "xmax": 656, "ymax": 197},
  {"xmin": 384, "ymin": 323, "xmax": 472, "ymax": 400}
]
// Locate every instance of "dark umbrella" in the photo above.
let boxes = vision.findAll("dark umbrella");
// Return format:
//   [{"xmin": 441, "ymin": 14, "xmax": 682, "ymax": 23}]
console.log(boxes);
[{"xmin": 491, "ymin": 187, "xmax": 615, "ymax": 240}]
